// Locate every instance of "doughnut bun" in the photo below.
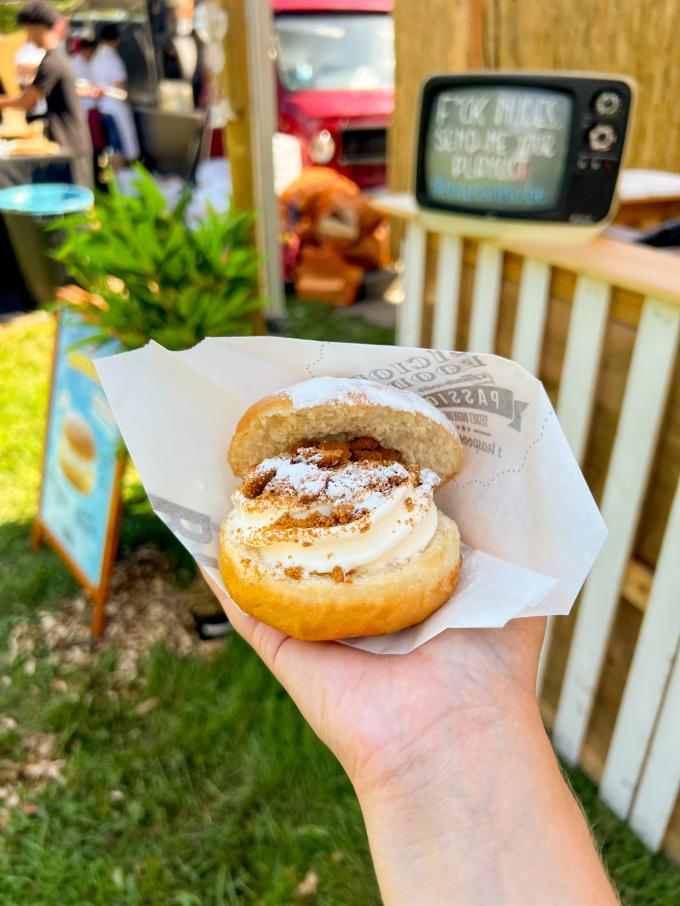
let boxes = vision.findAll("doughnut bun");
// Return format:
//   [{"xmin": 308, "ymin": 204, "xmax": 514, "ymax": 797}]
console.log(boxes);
[
  {"xmin": 220, "ymin": 512, "xmax": 461, "ymax": 641},
  {"xmin": 222, "ymin": 377, "xmax": 463, "ymax": 640}
]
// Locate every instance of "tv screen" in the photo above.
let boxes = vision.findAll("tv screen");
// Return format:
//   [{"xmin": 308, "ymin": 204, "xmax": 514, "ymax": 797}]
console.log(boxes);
[
  {"xmin": 425, "ymin": 86, "xmax": 573, "ymax": 213},
  {"xmin": 415, "ymin": 74, "xmax": 634, "ymax": 240}
]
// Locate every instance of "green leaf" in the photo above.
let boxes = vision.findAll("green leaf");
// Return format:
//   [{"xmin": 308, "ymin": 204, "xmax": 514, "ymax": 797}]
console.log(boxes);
[
  {"xmin": 128, "ymin": 163, "xmax": 169, "ymax": 219},
  {"xmin": 48, "ymin": 164, "xmax": 265, "ymax": 350}
]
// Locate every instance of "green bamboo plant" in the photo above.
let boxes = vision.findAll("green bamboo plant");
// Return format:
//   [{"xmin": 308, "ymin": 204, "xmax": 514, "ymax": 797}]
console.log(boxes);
[{"xmin": 49, "ymin": 165, "xmax": 264, "ymax": 351}]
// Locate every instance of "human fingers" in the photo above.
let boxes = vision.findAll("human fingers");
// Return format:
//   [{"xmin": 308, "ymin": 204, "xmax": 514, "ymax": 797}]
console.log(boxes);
[
  {"xmin": 199, "ymin": 566, "xmax": 289, "ymax": 668},
  {"xmin": 198, "ymin": 567, "xmax": 342, "ymax": 700},
  {"xmin": 199, "ymin": 567, "xmax": 378, "ymax": 755}
]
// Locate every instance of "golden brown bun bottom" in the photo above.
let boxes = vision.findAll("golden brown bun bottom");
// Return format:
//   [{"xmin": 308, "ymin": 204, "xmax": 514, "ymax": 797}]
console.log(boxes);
[{"xmin": 219, "ymin": 511, "xmax": 461, "ymax": 641}]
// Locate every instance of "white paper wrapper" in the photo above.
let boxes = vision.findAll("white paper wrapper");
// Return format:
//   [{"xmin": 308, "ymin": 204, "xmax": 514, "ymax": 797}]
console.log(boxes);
[{"xmin": 96, "ymin": 337, "xmax": 606, "ymax": 654}]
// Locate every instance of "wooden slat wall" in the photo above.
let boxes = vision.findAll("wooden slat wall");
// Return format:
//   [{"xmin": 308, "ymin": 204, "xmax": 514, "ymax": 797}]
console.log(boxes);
[
  {"xmin": 488, "ymin": 0, "xmax": 680, "ymax": 174},
  {"xmin": 602, "ymin": 478, "xmax": 680, "ymax": 822},
  {"xmin": 409, "ymin": 236, "xmax": 680, "ymax": 862},
  {"xmin": 390, "ymin": 0, "xmax": 680, "ymax": 191},
  {"xmin": 468, "ymin": 243, "xmax": 503, "ymax": 353},
  {"xmin": 553, "ymin": 300, "xmax": 680, "ymax": 763},
  {"xmin": 432, "ymin": 235, "xmax": 463, "ymax": 350},
  {"xmin": 630, "ymin": 613, "xmax": 680, "ymax": 850},
  {"xmin": 536, "ymin": 277, "xmax": 609, "ymax": 690},
  {"xmin": 511, "ymin": 260, "xmax": 550, "ymax": 375},
  {"xmin": 399, "ymin": 222, "xmax": 427, "ymax": 347},
  {"xmin": 389, "ymin": 0, "xmax": 471, "ymax": 193}
]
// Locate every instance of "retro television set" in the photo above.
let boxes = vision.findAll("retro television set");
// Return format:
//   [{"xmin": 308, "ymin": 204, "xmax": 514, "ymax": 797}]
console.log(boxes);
[{"xmin": 415, "ymin": 73, "xmax": 635, "ymax": 242}]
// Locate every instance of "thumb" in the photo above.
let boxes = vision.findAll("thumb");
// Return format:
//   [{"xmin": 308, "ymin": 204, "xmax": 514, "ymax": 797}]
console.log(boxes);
[{"xmin": 198, "ymin": 566, "xmax": 336, "ymax": 695}]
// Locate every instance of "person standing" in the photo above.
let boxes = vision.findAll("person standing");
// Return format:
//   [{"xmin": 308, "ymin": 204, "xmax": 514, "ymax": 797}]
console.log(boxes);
[
  {"xmin": 69, "ymin": 38, "xmax": 97, "ymax": 113},
  {"xmin": 14, "ymin": 36, "xmax": 47, "ymax": 119},
  {"xmin": 69, "ymin": 38, "xmax": 108, "ymax": 184},
  {"xmin": 0, "ymin": 1, "xmax": 93, "ymax": 188},
  {"xmin": 89, "ymin": 24, "xmax": 140, "ymax": 166}
]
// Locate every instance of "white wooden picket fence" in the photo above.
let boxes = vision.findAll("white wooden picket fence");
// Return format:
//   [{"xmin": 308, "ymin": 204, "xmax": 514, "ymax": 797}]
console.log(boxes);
[{"xmin": 373, "ymin": 192, "xmax": 680, "ymax": 856}]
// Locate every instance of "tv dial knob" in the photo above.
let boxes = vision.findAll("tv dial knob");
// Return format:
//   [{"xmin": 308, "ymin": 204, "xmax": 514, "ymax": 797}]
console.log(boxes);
[
  {"xmin": 589, "ymin": 123, "xmax": 618, "ymax": 152},
  {"xmin": 595, "ymin": 91, "xmax": 622, "ymax": 117}
]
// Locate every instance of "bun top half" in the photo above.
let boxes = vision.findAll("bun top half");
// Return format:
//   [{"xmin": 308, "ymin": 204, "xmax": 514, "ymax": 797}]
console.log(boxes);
[{"xmin": 228, "ymin": 377, "xmax": 463, "ymax": 483}]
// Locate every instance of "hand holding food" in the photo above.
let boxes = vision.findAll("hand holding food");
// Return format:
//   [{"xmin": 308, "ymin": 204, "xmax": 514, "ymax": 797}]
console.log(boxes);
[{"xmin": 220, "ymin": 377, "xmax": 463, "ymax": 640}]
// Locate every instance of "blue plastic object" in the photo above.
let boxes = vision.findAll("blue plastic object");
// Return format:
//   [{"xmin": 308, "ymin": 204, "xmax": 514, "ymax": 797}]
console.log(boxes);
[{"xmin": 0, "ymin": 183, "xmax": 93, "ymax": 217}]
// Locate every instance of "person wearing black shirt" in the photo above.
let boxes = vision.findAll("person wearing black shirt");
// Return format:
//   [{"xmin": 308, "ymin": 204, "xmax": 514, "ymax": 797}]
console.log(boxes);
[{"xmin": 0, "ymin": 1, "xmax": 93, "ymax": 188}]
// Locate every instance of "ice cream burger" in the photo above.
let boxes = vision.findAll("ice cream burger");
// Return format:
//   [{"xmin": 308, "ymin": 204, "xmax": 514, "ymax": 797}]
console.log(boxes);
[
  {"xmin": 220, "ymin": 377, "xmax": 463, "ymax": 641},
  {"xmin": 58, "ymin": 410, "xmax": 97, "ymax": 495}
]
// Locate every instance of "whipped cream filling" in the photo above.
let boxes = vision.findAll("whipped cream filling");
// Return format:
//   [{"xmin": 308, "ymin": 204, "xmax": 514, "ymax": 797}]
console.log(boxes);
[{"xmin": 226, "ymin": 454, "xmax": 439, "ymax": 576}]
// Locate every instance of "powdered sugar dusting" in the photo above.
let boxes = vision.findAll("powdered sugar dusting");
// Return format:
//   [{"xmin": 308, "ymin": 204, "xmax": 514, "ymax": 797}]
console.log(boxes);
[
  {"xmin": 247, "ymin": 454, "xmax": 421, "ymax": 514},
  {"xmin": 324, "ymin": 461, "xmax": 406, "ymax": 509},
  {"xmin": 282, "ymin": 377, "xmax": 456, "ymax": 434},
  {"xmin": 256, "ymin": 457, "xmax": 328, "ymax": 499}
]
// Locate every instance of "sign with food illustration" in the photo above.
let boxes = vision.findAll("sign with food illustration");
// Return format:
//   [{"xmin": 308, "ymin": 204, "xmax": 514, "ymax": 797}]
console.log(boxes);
[{"xmin": 33, "ymin": 310, "xmax": 124, "ymax": 633}]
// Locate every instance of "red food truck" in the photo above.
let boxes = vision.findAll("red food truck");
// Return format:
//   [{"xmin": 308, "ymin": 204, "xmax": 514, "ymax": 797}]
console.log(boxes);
[{"xmin": 273, "ymin": 0, "xmax": 394, "ymax": 189}]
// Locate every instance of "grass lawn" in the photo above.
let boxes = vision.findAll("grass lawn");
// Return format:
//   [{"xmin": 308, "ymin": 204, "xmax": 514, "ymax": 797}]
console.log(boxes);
[{"xmin": 1, "ymin": 307, "xmax": 679, "ymax": 905}]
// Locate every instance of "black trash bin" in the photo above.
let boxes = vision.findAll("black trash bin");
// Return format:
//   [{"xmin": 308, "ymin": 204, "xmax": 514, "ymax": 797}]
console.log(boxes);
[{"xmin": 0, "ymin": 183, "xmax": 93, "ymax": 309}]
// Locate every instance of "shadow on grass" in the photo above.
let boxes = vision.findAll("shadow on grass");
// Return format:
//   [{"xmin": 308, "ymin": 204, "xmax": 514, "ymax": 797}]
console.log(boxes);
[{"xmin": 285, "ymin": 297, "xmax": 396, "ymax": 346}]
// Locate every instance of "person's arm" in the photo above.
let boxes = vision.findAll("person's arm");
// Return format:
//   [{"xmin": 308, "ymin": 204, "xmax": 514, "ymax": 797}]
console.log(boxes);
[
  {"xmin": 202, "ymin": 571, "xmax": 618, "ymax": 905},
  {"xmin": 356, "ymin": 696, "xmax": 618, "ymax": 905},
  {"xmin": 0, "ymin": 86, "xmax": 43, "ymax": 111},
  {"xmin": 74, "ymin": 80, "xmax": 102, "ymax": 99}
]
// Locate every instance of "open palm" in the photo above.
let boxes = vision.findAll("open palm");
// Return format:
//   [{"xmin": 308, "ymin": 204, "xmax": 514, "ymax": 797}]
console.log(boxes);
[{"xmin": 203, "ymin": 570, "xmax": 545, "ymax": 791}]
